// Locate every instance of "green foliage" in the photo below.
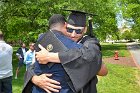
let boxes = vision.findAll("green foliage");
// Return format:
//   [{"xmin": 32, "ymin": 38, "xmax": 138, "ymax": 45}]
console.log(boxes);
[
  {"xmin": 0, "ymin": 0, "xmax": 119, "ymax": 44},
  {"xmin": 0, "ymin": 0, "xmax": 68, "ymax": 44},
  {"xmin": 0, "ymin": 0, "xmax": 139, "ymax": 44},
  {"xmin": 119, "ymin": 0, "xmax": 140, "ymax": 39},
  {"xmin": 120, "ymin": 30, "xmax": 134, "ymax": 40}
]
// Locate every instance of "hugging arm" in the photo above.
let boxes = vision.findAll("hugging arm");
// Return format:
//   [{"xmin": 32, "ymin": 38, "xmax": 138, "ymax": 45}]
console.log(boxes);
[{"xmin": 22, "ymin": 64, "xmax": 61, "ymax": 93}]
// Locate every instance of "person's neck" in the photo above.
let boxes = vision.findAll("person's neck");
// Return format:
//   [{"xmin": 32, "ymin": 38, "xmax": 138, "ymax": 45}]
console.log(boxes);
[
  {"xmin": 30, "ymin": 49, "xmax": 34, "ymax": 52},
  {"xmin": 51, "ymin": 27, "xmax": 65, "ymax": 34},
  {"xmin": 51, "ymin": 26, "xmax": 62, "ymax": 32}
]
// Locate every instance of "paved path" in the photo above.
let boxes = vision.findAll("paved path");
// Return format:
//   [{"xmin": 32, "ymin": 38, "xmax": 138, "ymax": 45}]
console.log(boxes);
[{"xmin": 127, "ymin": 42, "xmax": 140, "ymax": 68}]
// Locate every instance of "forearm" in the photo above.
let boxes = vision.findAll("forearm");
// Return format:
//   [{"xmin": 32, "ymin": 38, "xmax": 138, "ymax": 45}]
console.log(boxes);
[
  {"xmin": 31, "ymin": 75, "xmax": 40, "ymax": 85},
  {"xmin": 36, "ymin": 44, "xmax": 61, "ymax": 64},
  {"xmin": 97, "ymin": 63, "xmax": 108, "ymax": 76},
  {"xmin": 47, "ymin": 53, "xmax": 60, "ymax": 63},
  {"xmin": 31, "ymin": 74, "xmax": 61, "ymax": 93}
]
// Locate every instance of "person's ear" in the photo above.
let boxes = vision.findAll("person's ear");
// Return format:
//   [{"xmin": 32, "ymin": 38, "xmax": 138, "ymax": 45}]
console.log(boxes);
[
  {"xmin": 64, "ymin": 22, "xmax": 67, "ymax": 28},
  {"xmin": 83, "ymin": 26, "xmax": 87, "ymax": 34}
]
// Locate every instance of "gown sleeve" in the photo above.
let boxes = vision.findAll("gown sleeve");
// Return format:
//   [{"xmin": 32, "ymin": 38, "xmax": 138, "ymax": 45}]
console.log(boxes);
[
  {"xmin": 22, "ymin": 64, "xmax": 35, "ymax": 93},
  {"xmin": 59, "ymin": 38, "xmax": 102, "ymax": 92}
]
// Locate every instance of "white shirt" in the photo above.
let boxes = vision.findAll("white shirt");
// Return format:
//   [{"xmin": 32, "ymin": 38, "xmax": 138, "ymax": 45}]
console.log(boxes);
[
  {"xmin": 22, "ymin": 48, "xmax": 26, "ymax": 58},
  {"xmin": 0, "ymin": 40, "xmax": 13, "ymax": 79}
]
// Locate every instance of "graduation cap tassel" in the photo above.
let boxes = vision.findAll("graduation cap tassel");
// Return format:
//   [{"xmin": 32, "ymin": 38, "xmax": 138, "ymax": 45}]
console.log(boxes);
[
  {"xmin": 88, "ymin": 16, "xmax": 102, "ymax": 51},
  {"xmin": 88, "ymin": 16, "xmax": 94, "ymax": 37}
]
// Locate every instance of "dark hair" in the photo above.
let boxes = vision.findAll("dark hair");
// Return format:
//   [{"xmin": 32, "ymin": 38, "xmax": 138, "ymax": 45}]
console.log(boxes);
[
  {"xmin": 20, "ymin": 42, "xmax": 25, "ymax": 46},
  {"xmin": 49, "ymin": 14, "xmax": 66, "ymax": 29}
]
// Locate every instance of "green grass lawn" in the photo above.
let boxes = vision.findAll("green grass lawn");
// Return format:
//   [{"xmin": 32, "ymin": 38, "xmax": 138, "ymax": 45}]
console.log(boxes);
[
  {"xmin": 97, "ymin": 63, "xmax": 140, "ymax": 93},
  {"xmin": 12, "ymin": 43, "xmax": 140, "ymax": 93},
  {"xmin": 12, "ymin": 61, "xmax": 26, "ymax": 93},
  {"xmin": 98, "ymin": 43, "xmax": 140, "ymax": 93},
  {"xmin": 101, "ymin": 43, "xmax": 130, "ymax": 58},
  {"xmin": 12, "ymin": 47, "xmax": 26, "ymax": 93}
]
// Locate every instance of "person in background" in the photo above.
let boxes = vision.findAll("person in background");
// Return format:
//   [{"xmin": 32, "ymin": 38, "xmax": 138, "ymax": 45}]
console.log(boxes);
[
  {"xmin": 15, "ymin": 42, "xmax": 28, "ymax": 79},
  {"xmin": 24, "ymin": 42, "xmax": 35, "ymax": 71},
  {"xmin": 0, "ymin": 31, "xmax": 13, "ymax": 93}
]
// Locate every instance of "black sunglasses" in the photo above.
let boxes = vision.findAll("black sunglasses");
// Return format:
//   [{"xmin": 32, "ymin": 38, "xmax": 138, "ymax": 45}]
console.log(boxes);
[{"xmin": 67, "ymin": 27, "xmax": 83, "ymax": 34}]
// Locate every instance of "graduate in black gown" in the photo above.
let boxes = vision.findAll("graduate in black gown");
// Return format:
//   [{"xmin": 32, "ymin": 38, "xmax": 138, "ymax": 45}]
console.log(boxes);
[{"xmin": 23, "ymin": 10, "xmax": 108, "ymax": 93}]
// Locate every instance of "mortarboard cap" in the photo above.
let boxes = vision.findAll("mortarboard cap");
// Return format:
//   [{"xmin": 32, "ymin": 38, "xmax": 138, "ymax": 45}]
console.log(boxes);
[{"xmin": 65, "ymin": 9, "xmax": 97, "ymax": 27}]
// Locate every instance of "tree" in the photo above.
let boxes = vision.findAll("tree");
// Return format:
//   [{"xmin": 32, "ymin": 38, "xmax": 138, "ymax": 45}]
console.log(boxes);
[
  {"xmin": 120, "ymin": 0, "xmax": 140, "ymax": 39},
  {"xmin": 0, "ymin": 0, "xmax": 139, "ymax": 44},
  {"xmin": 120, "ymin": 30, "xmax": 134, "ymax": 41}
]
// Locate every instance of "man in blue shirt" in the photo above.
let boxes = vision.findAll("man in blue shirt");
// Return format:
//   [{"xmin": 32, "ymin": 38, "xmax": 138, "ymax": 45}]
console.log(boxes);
[{"xmin": 24, "ymin": 42, "xmax": 35, "ymax": 71}]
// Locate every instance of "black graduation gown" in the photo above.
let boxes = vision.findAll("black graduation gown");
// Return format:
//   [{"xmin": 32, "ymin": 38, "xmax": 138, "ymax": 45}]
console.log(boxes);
[
  {"xmin": 22, "ymin": 37, "xmax": 102, "ymax": 93},
  {"xmin": 59, "ymin": 37, "xmax": 102, "ymax": 93}
]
